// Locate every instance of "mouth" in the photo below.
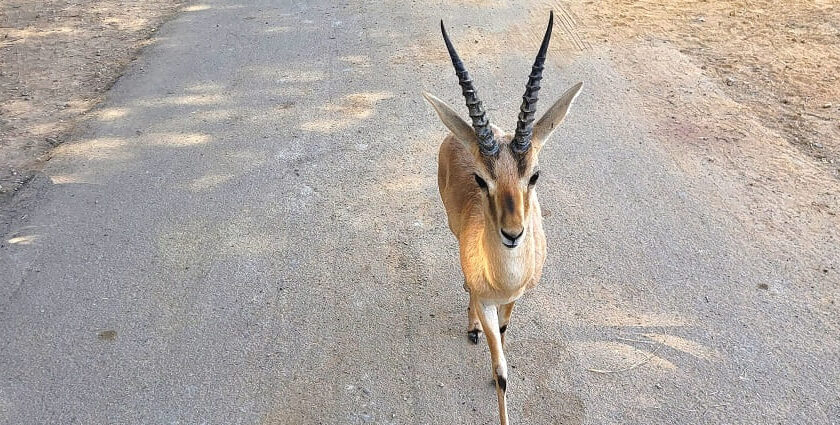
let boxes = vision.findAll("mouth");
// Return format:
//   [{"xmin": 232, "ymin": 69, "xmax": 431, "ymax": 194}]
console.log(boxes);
[
  {"xmin": 500, "ymin": 229, "xmax": 524, "ymax": 249},
  {"xmin": 501, "ymin": 239, "xmax": 519, "ymax": 249}
]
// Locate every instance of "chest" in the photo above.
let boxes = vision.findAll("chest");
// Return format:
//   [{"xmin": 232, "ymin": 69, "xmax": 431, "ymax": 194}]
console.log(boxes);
[{"xmin": 460, "ymin": 243, "xmax": 538, "ymax": 302}]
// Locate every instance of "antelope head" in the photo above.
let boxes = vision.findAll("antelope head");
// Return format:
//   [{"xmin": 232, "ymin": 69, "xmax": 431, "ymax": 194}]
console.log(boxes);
[{"xmin": 424, "ymin": 12, "xmax": 583, "ymax": 249}]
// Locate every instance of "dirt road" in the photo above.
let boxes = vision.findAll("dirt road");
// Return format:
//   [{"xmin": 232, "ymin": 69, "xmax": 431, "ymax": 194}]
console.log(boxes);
[
  {"xmin": 1, "ymin": 0, "xmax": 838, "ymax": 423},
  {"xmin": 0, "ymin": 0, "xmax": 183, "ymax": 196}
]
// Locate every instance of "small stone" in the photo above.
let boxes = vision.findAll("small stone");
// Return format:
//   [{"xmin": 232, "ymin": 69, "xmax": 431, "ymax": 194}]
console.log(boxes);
[
  {"xmin": 97, "ymin": 330, "xmax": 117, "ymax": 340},
  {"xmin": 822, "ymin": 103, "xmax": 832, "ymax": 108},
  {"xmin": 724, "ymin": 77, "xmax": 736, "ymax": 86}
]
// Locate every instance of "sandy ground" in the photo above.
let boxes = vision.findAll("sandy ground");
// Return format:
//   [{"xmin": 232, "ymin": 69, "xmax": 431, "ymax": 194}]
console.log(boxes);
[
  {"xmin": 0, "ymin": 0, "xmax": 184, "ymax": 195},
  {"xmin": 577, "ymin": 0, "xmax": 840, "ymax": 169},
  {"xmin": 566, "ymin": 0, "xmax": 840, "ymax": 318}
]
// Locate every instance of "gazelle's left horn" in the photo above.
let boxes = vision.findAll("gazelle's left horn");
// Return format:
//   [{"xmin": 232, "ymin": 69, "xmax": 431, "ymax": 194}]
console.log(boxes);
[{"xmin": 511, "ymin": 11, "xmax": 554, "ymax": 153}]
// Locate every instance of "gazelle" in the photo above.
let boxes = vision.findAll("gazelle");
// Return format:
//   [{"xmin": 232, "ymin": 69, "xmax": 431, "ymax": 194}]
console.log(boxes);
[{"xmin": 423, "ymin": 12, "xmax": 582, "ymax": 425}]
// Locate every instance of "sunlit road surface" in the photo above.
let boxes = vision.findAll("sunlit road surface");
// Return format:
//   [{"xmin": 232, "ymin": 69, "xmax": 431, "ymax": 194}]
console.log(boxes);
[{"xmin": 1, "ymin": 1, "xmax": 837, "ymax": 423}]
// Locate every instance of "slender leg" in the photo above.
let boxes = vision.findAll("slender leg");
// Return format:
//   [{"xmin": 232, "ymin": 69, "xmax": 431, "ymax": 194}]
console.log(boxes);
[
  {"xmin": 465, "ymin": 282, "xmax": 482, "ymax": 344},
  {"xmin": 472, "ymin": 297, "xmax": 508, "ymax": 425},
  {"xmin": 498, "ymin": 302, "xmax": 515, "ymax": 347},
  {"xmin": 467, "ymin": 304, "xmax": 483, "ymax": 344}
]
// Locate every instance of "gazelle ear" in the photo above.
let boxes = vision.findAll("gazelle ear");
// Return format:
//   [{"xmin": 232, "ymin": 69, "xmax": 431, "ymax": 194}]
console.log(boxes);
[
  {"xmin": 532, "ymin": 82, "xmax": 583, "ymax": 148},
  {"xmin": 423, "ymin": 92, "xmax": 478, "ymax": 145}
]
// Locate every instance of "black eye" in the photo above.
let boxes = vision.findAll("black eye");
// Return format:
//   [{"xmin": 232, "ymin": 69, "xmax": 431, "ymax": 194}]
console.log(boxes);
[
  {"xmin": 528, "ymin": 171, "xmax": 540, "ymax": 186},
  {"xmin": 474, "ymin": 174, "xmax": 488, "ymax": 190}
]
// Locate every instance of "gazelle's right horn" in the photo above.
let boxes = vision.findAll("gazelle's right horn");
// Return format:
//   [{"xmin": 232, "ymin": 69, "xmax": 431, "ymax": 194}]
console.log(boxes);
[{"xmin": 441, "ymin": 21, "xmax": 498, "ymax": 156}]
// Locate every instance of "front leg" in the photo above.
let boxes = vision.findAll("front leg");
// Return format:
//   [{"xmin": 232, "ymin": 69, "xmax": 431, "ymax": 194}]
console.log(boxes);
[
  {"xmin": 498, "ymin": 301, "xmax": 515, "ymax": 347},
  {"xmin": 467, "ymin": 304, "xmax": 483, "ymax": 344},
  {"xmin": 471, "ymin": 297, "xmax": 509, "ymax": 425},
  {"xmin": 465, "ymin": 281, "xmax": 482, "ymax": 344}
]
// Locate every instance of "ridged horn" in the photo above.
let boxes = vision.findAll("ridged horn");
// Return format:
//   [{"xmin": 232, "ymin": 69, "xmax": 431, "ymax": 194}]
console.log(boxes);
[
  {"xmin": 511, "ymin": 11, "xmax": 554, "ymax": 153},
  {"xmin": 440, "ymin": 20, "xmax": 498, "ymax": 156}
]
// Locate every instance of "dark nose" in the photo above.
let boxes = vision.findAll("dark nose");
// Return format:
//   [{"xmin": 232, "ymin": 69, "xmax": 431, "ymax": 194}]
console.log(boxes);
[{"xmin": 500, "ymin": 228, "xmax": 524, "ymax": 241}]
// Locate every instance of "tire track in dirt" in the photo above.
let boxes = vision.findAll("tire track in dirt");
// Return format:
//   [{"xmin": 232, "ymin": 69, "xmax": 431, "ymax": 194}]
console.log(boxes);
[
  {"xmin": 507, "ymin": 2, "xmax": 590, "ymax": 53},
  {"xmin": 554, "ymin": 3, "xmax": 590, "ymax": 51}
]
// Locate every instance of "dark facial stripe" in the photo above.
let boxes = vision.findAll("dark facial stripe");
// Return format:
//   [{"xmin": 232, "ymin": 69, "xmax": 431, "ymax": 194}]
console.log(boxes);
[
  {"xmin": 486, "ymin": 188, "xmax": 497, "ymax": 219},
  {"xmin": 503, "ymin": 193, "xmax": 515, "ymax": 214}
]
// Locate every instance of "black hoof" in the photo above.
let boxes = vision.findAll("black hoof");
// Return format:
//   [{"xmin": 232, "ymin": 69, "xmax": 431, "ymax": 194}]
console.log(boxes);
[
  {"xmin": 496, "ymin": 375, "xmax": 507, "ymax": 392},
  {"xmin": 468, "ymin": 330, "xmax": 479, "ymax": 344}
]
